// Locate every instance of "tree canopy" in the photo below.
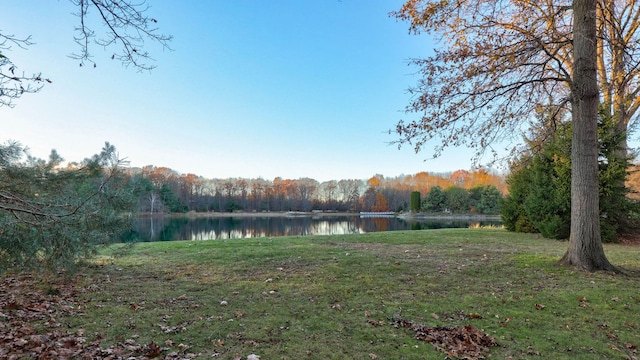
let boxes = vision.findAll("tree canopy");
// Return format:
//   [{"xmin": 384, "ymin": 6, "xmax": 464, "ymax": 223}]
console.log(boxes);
[
  {"xmin": 394, "ymin": 0, "xmax": 621, "ymax": 271},
  {"xmin": 392, "ymin": 0, "xmax": 640, "ymax": 159}
]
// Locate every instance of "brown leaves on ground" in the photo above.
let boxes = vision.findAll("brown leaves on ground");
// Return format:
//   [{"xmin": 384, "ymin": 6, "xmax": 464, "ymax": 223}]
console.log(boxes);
[
  {"xmin": 0, "ymin": 274, "xmax": 197, "ymax": 359},
  {"xmin": 392, "ymin": 318, "xmax": 499, "ymax": 359}
]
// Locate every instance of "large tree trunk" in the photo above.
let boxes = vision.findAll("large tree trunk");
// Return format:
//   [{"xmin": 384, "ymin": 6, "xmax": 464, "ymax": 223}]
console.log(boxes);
[{"xmin": 559, "ymin": 0, "xmax": 616, "ymax": 272}]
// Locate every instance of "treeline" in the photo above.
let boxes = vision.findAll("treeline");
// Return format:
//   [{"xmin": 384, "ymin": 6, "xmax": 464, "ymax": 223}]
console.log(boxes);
[
  {"xmin": 412, "ymin": 184, "xmax": 503, "ymax": 215},
  {"xmin": 126, "ymin": 166, "xmax": 506, "ymax": 214}
]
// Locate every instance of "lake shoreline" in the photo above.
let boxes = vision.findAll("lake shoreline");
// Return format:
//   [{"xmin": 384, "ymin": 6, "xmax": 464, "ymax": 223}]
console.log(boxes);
[{"xmin": 138, "ymin": 211, "xmax": 502, "ymax": 221}]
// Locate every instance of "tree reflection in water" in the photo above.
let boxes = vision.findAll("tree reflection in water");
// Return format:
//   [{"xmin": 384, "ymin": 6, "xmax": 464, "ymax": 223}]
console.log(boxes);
[{"xmin": 122, "ymin": 215, "xmax": 502, "ymax": 242}]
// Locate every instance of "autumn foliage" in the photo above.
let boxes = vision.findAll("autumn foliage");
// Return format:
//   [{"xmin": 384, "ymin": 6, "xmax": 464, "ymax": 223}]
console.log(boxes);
[{"xmin": 130, "ymin": 167, "xmax": 505, "ymax": 214}]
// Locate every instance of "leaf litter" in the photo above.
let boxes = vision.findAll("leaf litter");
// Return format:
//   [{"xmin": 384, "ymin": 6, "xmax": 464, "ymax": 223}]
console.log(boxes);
[
  {"xmin": 391, "ymin": 317, "xmax": 499, "ymax": 359},
  {"xmin": 0, "ymin": 274, "xmax": 199, "ymax": 359}
]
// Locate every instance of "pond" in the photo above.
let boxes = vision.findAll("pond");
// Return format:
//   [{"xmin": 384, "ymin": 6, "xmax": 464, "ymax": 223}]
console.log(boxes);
[{"xmin": 121, "ymin": 214, "xmax": 502, "ymax": 242}]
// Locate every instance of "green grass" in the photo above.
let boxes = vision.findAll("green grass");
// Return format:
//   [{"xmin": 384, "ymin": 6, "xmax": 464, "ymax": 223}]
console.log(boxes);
[{"xmin": 65, "ymin": 229, "xmax": 640, "ymax": 359}]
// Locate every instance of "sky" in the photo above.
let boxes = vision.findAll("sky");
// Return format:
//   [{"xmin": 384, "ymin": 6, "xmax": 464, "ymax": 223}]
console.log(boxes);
[{"xmin": 2, "ymin": 1, "xmax": 485, "ymax": 182}]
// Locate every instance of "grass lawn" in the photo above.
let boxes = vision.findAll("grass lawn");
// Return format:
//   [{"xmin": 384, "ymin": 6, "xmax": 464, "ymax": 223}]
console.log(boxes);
[{"xmin": 26, "ymin": 229, "xmax": 640, "ymax": 358}]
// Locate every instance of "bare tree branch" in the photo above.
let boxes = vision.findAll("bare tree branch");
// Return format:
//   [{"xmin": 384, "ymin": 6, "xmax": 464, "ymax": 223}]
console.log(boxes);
[
  {"xmin": 0, "ymin": 1, "xmax": 172, "ymax": 107},
  {"xmin": 70, "ymin": 0, "xmax": 173, "ymax": 71}
]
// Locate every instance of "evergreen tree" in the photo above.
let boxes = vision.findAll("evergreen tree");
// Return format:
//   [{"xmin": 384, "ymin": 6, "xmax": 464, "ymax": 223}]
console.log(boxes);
[
  {"xmin": 159, "ymin": 184, "xmax": 187, "ymax": 213},
  {"xmin": 444, "ymin": 186, "xmax": 470, "ymax": 213},
  {"xmin": 422, "ymin": 186, "xmax": 446, "ymax": 212},
  {"xmin": 410, "ymin": 191, "xmax": 421, "ymax": 212},
  {"xmin": 501, "ymin": 110, "xmax": 637, "ymax": 242},
  {"xmin": 0, "ymin": 142, "xmax": 135, "ymax": 272},
  {"xmin": 470, "ymin": 185, "xmax": 502, "ymax": 214}
]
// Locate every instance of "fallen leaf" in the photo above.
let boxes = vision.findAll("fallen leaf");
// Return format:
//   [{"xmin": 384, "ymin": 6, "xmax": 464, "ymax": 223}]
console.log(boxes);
[
  {"xmin": 499, "ymin": 318, "xmax": 511, "ymax": 327},
  {"xmin": 392, "ymin": 318, "xmax": 498, "ymax": 359},
  {"xmin": 145, "ymin": 341, "xmax": 162, "ymax": 357},
  {"xmin": 213, "ymin": 339, "xmax": 225, "ymax": 347}
]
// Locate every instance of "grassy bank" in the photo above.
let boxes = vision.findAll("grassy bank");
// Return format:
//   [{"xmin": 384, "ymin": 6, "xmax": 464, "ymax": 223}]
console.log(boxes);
[{"xmin": 51, "ymin": 230, "xmax": 640, "ymax": 358}]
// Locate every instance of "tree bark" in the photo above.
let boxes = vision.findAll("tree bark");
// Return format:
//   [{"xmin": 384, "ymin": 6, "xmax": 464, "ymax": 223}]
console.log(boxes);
[{"xmin": 559, "ymin": 0, "xmax": 616, "ymax": 272}]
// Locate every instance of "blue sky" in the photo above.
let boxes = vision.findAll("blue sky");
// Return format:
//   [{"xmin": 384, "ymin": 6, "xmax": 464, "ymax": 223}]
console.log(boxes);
[{"xmin": 2, "ymin": 1, "xmax": 482, "ymax": 182}]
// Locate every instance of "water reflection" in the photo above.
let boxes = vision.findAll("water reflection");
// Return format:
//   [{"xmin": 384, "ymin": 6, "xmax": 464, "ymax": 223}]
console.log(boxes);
[{"xmin": 122, "ymin": 215, "xmax": 502, "ymax": 242}]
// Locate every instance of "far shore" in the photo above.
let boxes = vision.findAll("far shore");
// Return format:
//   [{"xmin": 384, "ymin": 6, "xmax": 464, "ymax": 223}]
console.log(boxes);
[
  {"xmin": 138, "ymin": 211, "xmax": 502, "ymax": 221},
  {"xmin": 398, "ymin": 212, "xmax": 502, "ymax": 221}
]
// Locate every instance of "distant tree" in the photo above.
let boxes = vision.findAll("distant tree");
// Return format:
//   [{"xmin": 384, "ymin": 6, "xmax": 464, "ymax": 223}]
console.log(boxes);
[
  {"xmin": 249, "ymin": 179, "xmax": 267, "ymax": 211},
  {"xmin": 444, "ymin": 186, "xmax": 471, "ymax": 213},
  {"xmin": 0, "ymin": 142, "xmax": 135, "ymax": 272},
  {"xmin": 296, "ymin": 178, "xmax": 318, "ymax": 211},
  {"xmin": 0, "ymin": 0, "xmax": 172, "ymax": 107},
  {"xmin": 410, "ymin": 191, "xmax": 421, "ymax": 212},
  {"xmin": 317, "ymin": 180, "xmax": 338, "ymax": 210},
  {"xmin": 130, "ymin": 175, "xmax": 158, "ymax": 213},
  {"xmin": 470, "ymin": 185, "xmax": 502, "ymax": 215},
  {"xmin": 371, "ymin": 193, "xmax": 391, "ymax": 212},
  {"xmin": 159, "ymin": 184, "xmax": 186, "ymax": 213},
  {"xmin": 450, "ymin": 170, "xmax": 470, "ymax": 188},
  {"xmin": 422, "ymin": 186, "xmax": 446, "ymax": 212},
  {"xmin": 337, "ymin": 179, "xmax": 363, "ymax": 211}
]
